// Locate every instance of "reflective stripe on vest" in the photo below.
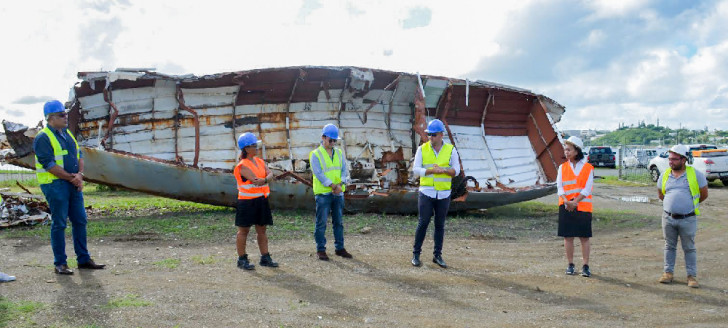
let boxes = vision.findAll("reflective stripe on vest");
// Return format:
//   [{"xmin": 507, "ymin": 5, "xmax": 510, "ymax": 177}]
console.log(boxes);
[
  {"xmin": 419, "ymin": 142, "xmax": 454, "ymax": 191},
  {"xmin": 661, "ymin": 166, "xmax": 701, "ymax": 216},
  {"xmin": 234, "ymin": 157, "xmax": 271, "ymax": 200},
  {"xmin": 34, "ymin": 127, "xmax": 80, "ymax": 185},
  {"xmin": 310, "ymin": 145, "xmax": 346, "ymax": 195},
  {"xmin": 558, "ymin": 161, "xmax": 594, "ymax": 213}
]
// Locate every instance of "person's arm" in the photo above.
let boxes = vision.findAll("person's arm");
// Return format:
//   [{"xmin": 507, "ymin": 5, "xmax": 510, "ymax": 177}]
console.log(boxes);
[
  {"xmin": 412, "ymin": 147, "xmax": 427, "ymax": 177},
  {"xmin": 580, "ymin": 164, "xmax": 593, "ymax": 197},
  {"xmin": 657, "ymin": 172, "xmax": 665, "ymax": 200},
  {"xmin": 238, "ymin": 164, "xmax": 263, "ymax": 186},
  {"xmin": 445, "ymin": 148, "xmax": 460, "ymax": 177},
  {"xmin": 263, "ymin": 162, "xmax": 274, "ymax": 183},
  {"xmin": 310, "ymin": 152, "xmax": 333, "ymax": 186},
  {"xmin": 696, "ymin": 170, "xmax": 708, "ymax": 202},
  {"xmin": 699, "ymin": 186, "xmax": 708, "ymax": 203}
]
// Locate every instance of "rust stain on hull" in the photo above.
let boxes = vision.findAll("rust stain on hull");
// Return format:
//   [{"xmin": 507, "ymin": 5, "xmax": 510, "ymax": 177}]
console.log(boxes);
[{"xmin": 2, "ymin": 66, "xmax": 567, "ymax": 214}]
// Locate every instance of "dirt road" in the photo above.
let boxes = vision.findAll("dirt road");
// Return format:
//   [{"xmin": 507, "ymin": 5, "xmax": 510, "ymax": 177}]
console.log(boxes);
[{"xmin": 1, "ymin": 182, "xmax": 727, "ymax": 327}]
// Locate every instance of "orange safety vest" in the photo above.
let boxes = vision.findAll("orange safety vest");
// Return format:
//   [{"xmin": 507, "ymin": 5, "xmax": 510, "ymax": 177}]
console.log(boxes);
[
  {"xmin": 558, "ymin": 161, "xmax": 594, "ymax": 212},
  {"xmin": 234, "ymin": 157, "xmax": 271, "ymax": 200}
]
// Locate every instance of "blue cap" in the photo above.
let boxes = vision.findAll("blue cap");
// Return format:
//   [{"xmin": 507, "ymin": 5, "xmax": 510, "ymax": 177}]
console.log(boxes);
[
  {"xmin": 424, "ymin": 119, "xmax": 445, "ymax": 133},
  {"xmin": 237, "ymin": 132, "xmax": 261, "ymax": 149},
  {"xmin": 322, "ymin": 124, "xmax": 340, "ymax": 139}
]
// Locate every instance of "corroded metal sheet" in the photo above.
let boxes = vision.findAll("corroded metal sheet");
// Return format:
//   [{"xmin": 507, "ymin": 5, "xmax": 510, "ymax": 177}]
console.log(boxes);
[{"xmin": 2, "ymin": 66, "xmax": 568, "ymax": 213}]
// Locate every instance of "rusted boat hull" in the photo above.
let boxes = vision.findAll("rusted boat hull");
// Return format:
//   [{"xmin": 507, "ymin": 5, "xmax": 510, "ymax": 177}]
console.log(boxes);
[
  {"xmin": 7, "ymin": 148, "xmax": 554, "ymax": 213},
  {"xmin": 3, "ymin": 66, "xmax": 566, "ymax": 214}
]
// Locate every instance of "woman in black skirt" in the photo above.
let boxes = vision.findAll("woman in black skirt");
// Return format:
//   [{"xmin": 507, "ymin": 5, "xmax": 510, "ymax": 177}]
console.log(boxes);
[
  {"xmin": 557, "ymin": 136, "xmax": 594, "ymax": 277},
  {"xmin": 233, "ymin": 132, "xmax": 278, "ymax": 270}
]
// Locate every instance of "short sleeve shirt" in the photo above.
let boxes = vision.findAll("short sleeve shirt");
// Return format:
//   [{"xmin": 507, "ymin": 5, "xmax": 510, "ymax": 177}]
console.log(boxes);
[{"xmin": 658, "ymin": 168, "xmax": 707, "ymax": 215}]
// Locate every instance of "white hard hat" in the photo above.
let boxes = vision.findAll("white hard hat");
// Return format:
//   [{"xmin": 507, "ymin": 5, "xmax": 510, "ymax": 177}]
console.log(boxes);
[
  {"xmin": 564, "ymin": 136, "xmax": 584, "ymax": 150},
  {"xmin": 669, "ymin": 144, "xmax": 690, "ymax": 158}
]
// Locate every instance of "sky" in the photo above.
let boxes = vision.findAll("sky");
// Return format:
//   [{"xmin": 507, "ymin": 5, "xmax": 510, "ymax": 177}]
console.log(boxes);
[{"xmin": 1, "ymin": 0, "xmax": 727, "ymax": 131}]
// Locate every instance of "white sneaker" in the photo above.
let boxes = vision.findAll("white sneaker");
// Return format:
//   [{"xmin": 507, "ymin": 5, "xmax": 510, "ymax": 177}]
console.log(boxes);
[{"xmin": 0, "ymin": 271, "xmax": 16, "ymax": 282}]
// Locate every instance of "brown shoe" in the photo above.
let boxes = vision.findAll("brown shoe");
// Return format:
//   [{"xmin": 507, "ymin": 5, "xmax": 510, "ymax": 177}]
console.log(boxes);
[
  {"xmin": 316, "ymin": 251, "xmax": 329, "ymax": 261},
  {"xmin": 54, "ymin": 264, "xmax": 74, "ymax": 275},
  {"xmin": 687, "ymin": 275, "xmax": 699, "ymax": 288},
  {"xmin": 77, "ymin": 259, "xmax": 106, "ymax": 270},
  {"xmin": 658, "ymin": 272, "xmax": 673, "ymax": 284},
  {"xmin": 335, "ymin": 248, "xmax": 353, "ymax": 259}
]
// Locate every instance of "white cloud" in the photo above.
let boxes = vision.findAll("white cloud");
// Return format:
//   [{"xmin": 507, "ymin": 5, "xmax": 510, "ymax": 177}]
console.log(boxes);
[{"xmin": 0, "ymin": 0, "xmax": 725, "ymax": 133}]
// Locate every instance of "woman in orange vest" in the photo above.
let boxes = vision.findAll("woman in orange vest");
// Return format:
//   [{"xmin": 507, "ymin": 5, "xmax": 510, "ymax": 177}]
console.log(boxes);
[
  {"xmin": 234, "ymin": 132, "xmax": 278, "ymax": 270},
  {"xmin": 557, "ymin": 136, "xmax": 594, "ymax": 277}
]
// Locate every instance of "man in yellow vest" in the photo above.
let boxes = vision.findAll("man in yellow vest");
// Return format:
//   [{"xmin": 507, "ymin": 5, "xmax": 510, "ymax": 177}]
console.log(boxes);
[
  {"xmin": 411, "ymin": 119, "xmax": 460, "ymax": 268},
  {"xmin": 657, "ymin": 144, "xmax": 708, "ymax": 288},
  {"xmin": 33, "ymin": 100, "xmax": 105, "ymax": 275},
  {"xmin": 310, "ymin": 124, "xmax": 352, "ymax": 261}
]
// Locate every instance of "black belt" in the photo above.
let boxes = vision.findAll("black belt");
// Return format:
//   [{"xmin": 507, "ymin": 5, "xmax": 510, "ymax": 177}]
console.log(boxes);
[{"xmin": 664, "ymin": 210, "xmax": 696, "ymax": 219}]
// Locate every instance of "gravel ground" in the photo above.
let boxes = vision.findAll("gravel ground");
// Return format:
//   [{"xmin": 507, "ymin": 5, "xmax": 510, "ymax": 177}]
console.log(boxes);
[{"xmin": 1, "ymin": 182, "xmax": 727, "ymax": 327}]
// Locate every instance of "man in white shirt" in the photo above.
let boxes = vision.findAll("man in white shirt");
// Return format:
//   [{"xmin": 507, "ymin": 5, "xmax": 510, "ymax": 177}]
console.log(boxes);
[{"xmin": 411, "ymin": 119, "xmax": 461, "ymax": 268}]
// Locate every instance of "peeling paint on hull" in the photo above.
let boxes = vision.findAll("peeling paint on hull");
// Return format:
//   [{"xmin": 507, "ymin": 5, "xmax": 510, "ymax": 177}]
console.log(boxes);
[{"xmin": 3, "ymin": 66, "xmax": 566, "ymax": 214}]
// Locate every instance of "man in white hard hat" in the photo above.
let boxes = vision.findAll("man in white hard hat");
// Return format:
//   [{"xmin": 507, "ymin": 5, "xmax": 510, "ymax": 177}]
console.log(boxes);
[{"xmin": 657, "ymin": 144, "xmax": 708, "ymax": 288}]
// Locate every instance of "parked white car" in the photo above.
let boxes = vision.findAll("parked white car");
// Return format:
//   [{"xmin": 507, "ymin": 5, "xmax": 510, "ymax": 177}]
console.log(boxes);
[
  {"xmin": 623, "ymin": 148, "xmax": 663, "ymax": 168},
  {"xmin": 648, "ymin": 144, "xmax": 728, "ymax": 185}
]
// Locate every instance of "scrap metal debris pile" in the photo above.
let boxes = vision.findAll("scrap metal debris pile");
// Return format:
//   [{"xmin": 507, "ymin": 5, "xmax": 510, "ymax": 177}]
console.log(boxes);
[{"xmin": 0, "ymin": 192, "xmax": 50, "ymax": 228}]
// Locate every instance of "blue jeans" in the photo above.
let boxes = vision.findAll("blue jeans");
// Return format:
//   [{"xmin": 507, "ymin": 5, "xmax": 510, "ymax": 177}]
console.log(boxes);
[
  {"xmin": 40, "ymin": 180, "xmax": 90, "ymax": 266},
  {"xmin": 662, "ymin": 213, "xmax": 697, "ymax": 276},
  {"xmin": 413, "ymin": 192, "xmax": 450, "ymax": 256},
  {"xmin": 314, "ymin": 193, "xmax": 344, "ymax": 252}
]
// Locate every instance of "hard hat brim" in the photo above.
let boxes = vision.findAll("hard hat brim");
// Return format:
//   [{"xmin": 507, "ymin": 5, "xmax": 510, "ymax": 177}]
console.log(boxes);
[{"xmin": 668, "ymin": 150, "xmax": 688, "ymax": 158}]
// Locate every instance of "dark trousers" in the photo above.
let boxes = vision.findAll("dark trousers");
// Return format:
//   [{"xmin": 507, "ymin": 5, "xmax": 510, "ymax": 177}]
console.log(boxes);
[{"xmin": 413, "ymin": 192, "xmax": 450, "ymax": 256}]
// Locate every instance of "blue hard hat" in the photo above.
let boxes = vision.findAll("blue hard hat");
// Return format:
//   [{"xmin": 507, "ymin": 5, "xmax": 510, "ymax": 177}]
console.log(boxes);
[
  {"xmin": 237, "ymin": 132, "xmax": 261, "ymax": 149},
  {"xmin": 322, "ymin": 124, "xmax": 340, "ymax": 139},
  {"xmin": 43, "ymin": 100, "xmax": 65, "ymax": 117},
  {"xmin": 424, "ymin": 119, "xmax": 445, "ymax": 133}
]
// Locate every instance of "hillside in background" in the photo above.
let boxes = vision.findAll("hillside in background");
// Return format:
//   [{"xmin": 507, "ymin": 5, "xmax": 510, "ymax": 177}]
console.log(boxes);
[{"xmin": 575, "ymin": 124, "xmax": 728, "ymax": 147}]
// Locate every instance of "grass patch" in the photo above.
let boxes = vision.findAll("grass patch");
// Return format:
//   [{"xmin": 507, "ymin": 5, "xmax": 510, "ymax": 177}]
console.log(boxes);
[
  {"xmin": 0, "ymin": 296, "xmax": 44, "ymax": 328},
  {"xmin": 105, "ymin": 294, "xmax": 151, "ymax": 308},
  {"xmin": 191, "ymin": 255, "xmax": 218, "ymax": 265},
  {"xmin": 152, "ymin": 258, "xmax": 181, "ymax": 269},
  {"xmin": 597, "ymin": 175, "xmax": 650, "ymax": 187},
  {"xmin": 0, "ymin": 190, "xmax": 658, "ymax": 243}
]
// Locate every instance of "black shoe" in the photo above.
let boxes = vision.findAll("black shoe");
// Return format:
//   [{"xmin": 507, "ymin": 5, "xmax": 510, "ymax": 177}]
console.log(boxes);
[
  {"xmin": 411, "ymin": 254, "xmax": 421, "ymax": 267},
  {"xmin": 581, "ymin": 264, "xmax": 591, "ymax": 277},
  {"xmin": 77, "ymin": 259, "xmax": 106, "ymax": 270},
  {"xmin": 259, "ymin": 253, "xmax": 279, "ymax": 268},
  {"xmin": 433, "ymin": 255, "xmax": 447, "ymax": 268},
  {"xmin": 565, "ymin": 263, "xmax": 576, "ymax": 275},
  {"xmin": 335, "ymin": 248, "xmax": 353, "ymax": 259},
  {"xmin": 237, "ymin": 254, "xmax": 255, "ymax": 270},
  {"xmin": 54, "ymin": 264, "xmax": 74, "ymax": 275}
]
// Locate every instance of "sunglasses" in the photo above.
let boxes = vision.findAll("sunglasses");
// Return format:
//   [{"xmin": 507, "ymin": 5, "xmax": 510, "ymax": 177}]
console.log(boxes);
[
  {"xmin": 427, "ymin": 133, "xmax": 439, "ymax": 137},
  {"xmin": 327, "ymin": 138, "xmax": 337, "ymax": 143},
  {"xmin": 53, "ymin": 112, "xmax": 68, "ymax": 118}
]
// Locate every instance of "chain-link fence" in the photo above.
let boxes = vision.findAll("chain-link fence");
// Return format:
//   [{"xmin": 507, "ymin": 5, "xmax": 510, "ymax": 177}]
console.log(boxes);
[{"xmin": 617, "ymin": 145, "xmax": 664, "ymax": 185}]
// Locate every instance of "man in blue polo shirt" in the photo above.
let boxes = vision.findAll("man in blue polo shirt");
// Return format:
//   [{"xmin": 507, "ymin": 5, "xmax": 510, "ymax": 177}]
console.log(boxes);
[{"xmin": 33, "ymin": 100, "xmax": 105, "ymax": 275}]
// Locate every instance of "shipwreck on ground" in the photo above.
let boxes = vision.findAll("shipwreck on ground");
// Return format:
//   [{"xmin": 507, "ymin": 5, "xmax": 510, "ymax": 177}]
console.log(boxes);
[{"xmin": 1, "ymin": 66, "xmax": 566, "ymax": 214}]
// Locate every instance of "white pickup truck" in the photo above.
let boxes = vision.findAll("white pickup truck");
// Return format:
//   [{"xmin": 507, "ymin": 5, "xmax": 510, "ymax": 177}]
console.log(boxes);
[{"xmin": 648, "ymin": 144, "xmax": 728, "ymax": 185}]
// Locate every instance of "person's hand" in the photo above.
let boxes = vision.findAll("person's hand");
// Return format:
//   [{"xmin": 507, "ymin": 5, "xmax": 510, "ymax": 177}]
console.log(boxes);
[
  {"xmin": 565, "ymin": 200, "xmax": 577, "ymax": 211},
  {"xmin": 252, "ymin": 177, "xmax": 265, "ymax": 186},
  {"xmin": 332, "ymin": 184, "xmax": 343, "ymax": 195},
  {"xmin": 70, "ymin": 173, "xmax": 83, "ymax": 187}
]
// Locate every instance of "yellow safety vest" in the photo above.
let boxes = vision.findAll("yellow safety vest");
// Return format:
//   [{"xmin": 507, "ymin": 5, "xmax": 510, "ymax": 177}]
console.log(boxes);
[
  {"xmin": 419, "ymin": 142, "xmax": 453, "ymax": 191},
  {"xmin": 310, "ymin": 145, "xmax": 346, "ymax": 195},
  {"xmin": 34, "ymin": 127, "xmax": 80, "ymax": 185},
  {"xmin": 661, "ymin": 166, "xmax": 701, "ymax": 215}
]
